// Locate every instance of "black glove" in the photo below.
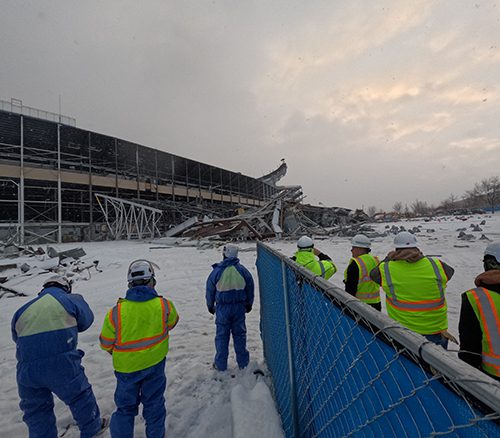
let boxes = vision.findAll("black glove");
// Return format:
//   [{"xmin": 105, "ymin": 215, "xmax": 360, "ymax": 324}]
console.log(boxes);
[
  {"xmin": 208, "ymin": 306, "xmax": 215, "ymax": 315},
  {"xmin": 245, "ymin": 304, "xmax": 252, "ymax": 313}
]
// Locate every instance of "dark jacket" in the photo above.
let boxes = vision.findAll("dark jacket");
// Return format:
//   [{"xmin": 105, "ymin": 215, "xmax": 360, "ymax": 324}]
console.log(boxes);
[
  {"xmin": 344, "ymin": 261, "xmax": 359, "ymax": 296},
  {"xmin": 459, "ymin": 270, "xmax": 500, "ymax": 378}
]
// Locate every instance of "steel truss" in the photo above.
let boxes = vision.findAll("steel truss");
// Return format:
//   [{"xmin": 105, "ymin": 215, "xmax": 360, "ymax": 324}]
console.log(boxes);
[{"xmin": 95, "ymin": 193, "xmax": 163, "ymax": 240}]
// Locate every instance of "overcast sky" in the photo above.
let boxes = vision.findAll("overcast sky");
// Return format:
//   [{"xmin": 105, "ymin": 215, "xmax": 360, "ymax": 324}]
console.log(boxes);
[{"xmin": 1, "ymin": 1, "xmax": 500, "ymax": 210}]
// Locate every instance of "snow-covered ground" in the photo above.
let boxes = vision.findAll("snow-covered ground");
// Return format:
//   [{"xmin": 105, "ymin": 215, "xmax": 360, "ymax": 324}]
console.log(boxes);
[{"xmin": 0, "ymin": 214, "xmax": 498, "ymax": 437}]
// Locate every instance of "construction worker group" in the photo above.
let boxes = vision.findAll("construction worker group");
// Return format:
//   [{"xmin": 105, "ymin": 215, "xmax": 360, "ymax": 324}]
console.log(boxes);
[
  {"xmin": 10, "ymin": 233, "xmax": 500, "ymax": 436},
  {"xmin": 11, "ymin": 245, "xmax": 253, "ymax": 438},
  {"xmin": 294, "ymin": 233, "xmax": 500, "ymax": 380}
]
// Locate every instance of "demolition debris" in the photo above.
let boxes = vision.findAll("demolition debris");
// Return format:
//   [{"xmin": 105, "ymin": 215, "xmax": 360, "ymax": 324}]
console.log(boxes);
[{"xmin": 0, "ymin": 244, "xmax": 102, "ymax": 298}]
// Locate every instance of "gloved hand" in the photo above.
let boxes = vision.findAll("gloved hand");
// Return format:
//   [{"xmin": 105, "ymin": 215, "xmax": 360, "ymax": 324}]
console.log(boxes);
[
  {"xmin": 245, "ymin": 304, "xmax": 252, "ymax": 313},
  {"xmin": 208, "ymin": 306, "xmax": 215, "ymax": 315},
  {"xmin": 441, "ymin": 330, "xmax": 458, "ymax": 344}
]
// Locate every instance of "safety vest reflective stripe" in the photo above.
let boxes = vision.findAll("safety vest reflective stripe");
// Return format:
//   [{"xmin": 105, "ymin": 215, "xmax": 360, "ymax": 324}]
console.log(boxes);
[
  {"xmin": 99, "ymin": 335, "xmax": 115, "ymax": 347},
  {"xmin": 113, "ymin": 331, "xmax": 169, "ymax": 352},
  {"xmin": 384, "ymin": 257, "xmax": 445, "ymax": 311},
  {"xmin": 484, "ymin": 354, "xmax": 500, "ymax": 367},
  {"xmin": 386, "ymin": 296, "xmax": 445, "ymax": 311},
  {"xmin": 113, "ymin": 298, "xmax": 169, "ymax": 352},
  {"xmin": 319, "ymin": 261, "xmax": 326, "ymax": 277},
  {"xmin": 355, "ymin": 257, "xmax": 379, "ymax": 299},
  {"xmin": 471, "ymin": 288, "xmax": 500, "ymax": 372},
  {"xmin": 303, "ymin": 259, "xmax": 326, "ymax": 278},
  {"xmin": 357, "ymin": 258, "xmax": 369, "ymax": 282},
  {"xmin": 111, "ymin": 306, "xmax": 118, "ymax": 330}
]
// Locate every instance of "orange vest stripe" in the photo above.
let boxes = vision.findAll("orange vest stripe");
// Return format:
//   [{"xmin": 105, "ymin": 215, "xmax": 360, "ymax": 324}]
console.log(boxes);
[
  {"xmin": 386, "ymin": 297, "xmax": 446, "ymax": 312},
  {"xmin": 114, "ymin": 332, "xmax": 170, "ymax": 352},
  {"xmin": 117, "ymin": 303, "xmax": 123, "ymax": 344},
  {"xmin": 471, "ymin": 288, "xmax": 500, "ymax": 372},
  {"xmin": 113, "ymin": 298, "xmax": 169, "ymax": 353},
  {"xmin": 160, "ymin": 298, "xmax": 167, "ymax": 331},
  {"xmin": 352, "ymin": 256, "xmax": 380, "ymax": 301}
]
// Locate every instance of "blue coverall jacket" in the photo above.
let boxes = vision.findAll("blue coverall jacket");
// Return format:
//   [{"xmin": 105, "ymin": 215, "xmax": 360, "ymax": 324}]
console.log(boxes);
[
  {"xmin": 206, "ymin": 257, "xmax": 254, "ymax": 370},
  {"xmin": 11, "ymin": 286, "xmax": 101, "ymax": 438}
]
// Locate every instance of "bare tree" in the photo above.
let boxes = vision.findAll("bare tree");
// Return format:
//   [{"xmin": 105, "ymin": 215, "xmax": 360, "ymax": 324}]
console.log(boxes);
[
  {"xmin": 367, "ymin": 206, "xmax": 377, "ymax": 217},
  {"xmin": 411, "ymin": 199, "xmax": 430, "ymax": 216},
  {"xmin": 392, "ymin": 201, "xmax": 403, "ymax": 214},
  {"xmin": 404, "ymin": 204, "xmax": 411, "ymax": 218},
  {"xmin": 440, "ymin": 193, "xmax": 458, "ymax": 212},
  {"xmin": 478, "ymin": 176, "xmax": 500, "ymax": 213},
  {"xmin": 463, "ymin": 187, "xmax": 482, "ymax": 209}
]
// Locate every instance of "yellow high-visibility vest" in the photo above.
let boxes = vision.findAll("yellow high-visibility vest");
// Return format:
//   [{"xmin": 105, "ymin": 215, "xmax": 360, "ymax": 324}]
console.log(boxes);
[
  {"xmin": 344, "ymin": 254, "xmax": 381, "ymax": 304},
  {"xmin": 379, "ymin": 257, "xmax": 448, "ymax": 335},
  {"xmin": 294, "ymin": 249, "xmax": 336, "ymax": 280},
  {"xmin": 466, "ymin": 287, "xmax": 500, "ymax": 378},
  {"xmin": 100, "ymin": 296, "xmax": 178, "ymax": 373}
]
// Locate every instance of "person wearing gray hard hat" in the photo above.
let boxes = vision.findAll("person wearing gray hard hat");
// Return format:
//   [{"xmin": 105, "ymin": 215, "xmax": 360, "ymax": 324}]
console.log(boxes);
[
  {"xmin": 459, "ymin": 242, "xmax": 500, "ymax": 381},
  {"xmin": 344, "ymin": 234, "xmax": 382, "ymax": 311},
  {"xmin": 370, "ymin": 231, "xmax": 456, "ymax": 349},
  {"xmin": 11, "ymin": 275, "xmax": 108, "ymax": 437},
  {"xmin": 292, "ymin": 236, "xmax": 337, "ymax": 280}
]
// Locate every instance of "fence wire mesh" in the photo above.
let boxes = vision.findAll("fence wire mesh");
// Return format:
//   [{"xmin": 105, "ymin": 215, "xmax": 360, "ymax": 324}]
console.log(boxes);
[{"xmin": 256, "ymin": 243, "xmax": 500, "ymax": 438}]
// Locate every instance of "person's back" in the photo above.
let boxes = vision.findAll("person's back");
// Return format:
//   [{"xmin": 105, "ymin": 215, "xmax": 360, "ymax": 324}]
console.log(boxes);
[
  {"xmin": 12, "ymin": 276, "xmax": 105, "ymax": 438},
  {"xmin": 292, "ymin": 236, "xmax": 336, "ymax": 280},
  {"xmin": 344, "ymin": 234, "xmax": 381, "ymax": 310},
  {"xmin": 206, "ymin": 244, "xmax": 254, "ymax": 371},
  {"xmin": 370, "ymin": 232, "xmax": 454, "ymax": 347},
  {"xmin": 100, "ymin": 259, "xmax": 178, "ymax": 438},
  {"xmin": 459, "ymin": 242, "xmax": 500, "ymax": 380}
]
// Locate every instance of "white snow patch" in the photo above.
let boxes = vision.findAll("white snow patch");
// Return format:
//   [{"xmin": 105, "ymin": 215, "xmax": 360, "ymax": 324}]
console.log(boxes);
[
  {"xmin": 1, "ymin": 213, "xmax": 498, "ymax": 436},
  {"xmin": 231, "ymin": 379, "xmax": 284, "ymax": 438}
]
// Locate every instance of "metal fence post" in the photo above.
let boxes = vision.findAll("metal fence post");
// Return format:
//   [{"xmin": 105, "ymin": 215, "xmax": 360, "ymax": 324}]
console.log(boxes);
[{"xmin": 281, "ymin": 260, "xmax": 299, "ymax": 438}]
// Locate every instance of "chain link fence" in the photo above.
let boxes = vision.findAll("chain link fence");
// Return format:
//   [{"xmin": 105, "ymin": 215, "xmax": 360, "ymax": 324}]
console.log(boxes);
[{"xmin": 256, "ymin": 243, "xmax": 500, "ymax": 437}]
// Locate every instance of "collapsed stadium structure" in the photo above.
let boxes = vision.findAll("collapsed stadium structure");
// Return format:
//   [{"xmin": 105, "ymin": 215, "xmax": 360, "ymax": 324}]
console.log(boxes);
[{"xmin": 0, "ymin": 100, "xmax": 280, "ymax": 244}]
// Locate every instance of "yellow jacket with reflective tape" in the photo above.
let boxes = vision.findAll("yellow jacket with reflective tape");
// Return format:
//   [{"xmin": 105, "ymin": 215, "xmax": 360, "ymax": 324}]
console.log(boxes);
[
  {"xmin": 466, "ymin": 287, "xmax": 500, "ymax": 377},
  {"xmin": 99, "ymin": 286, "xmax": 179, "ymax": 373},
  {"xmin": 344, "ymin": 254, "xmax": 381, "ymax": 304},
  {"xmin": 294, "ymin": 249, "xmax": 336, "ymax": 280},
  {"xmin": 379, "ymin": 257, "xmax": 448, "ymax": 335}
]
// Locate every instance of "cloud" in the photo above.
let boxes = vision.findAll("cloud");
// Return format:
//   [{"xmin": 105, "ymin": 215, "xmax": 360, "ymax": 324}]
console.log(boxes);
[{"xmin": 1, "ymin": 1, "xmax": 500, "ymax": 212}]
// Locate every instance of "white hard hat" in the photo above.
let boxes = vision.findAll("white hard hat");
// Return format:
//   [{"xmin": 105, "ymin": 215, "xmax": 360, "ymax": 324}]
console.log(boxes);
[
  {"xmin": 351, "ymin": 234, "xmax": 371, "ymax": 249},
  {"xmin": 43, "ymin": 275, "xmax": 72, "ymax": 293},
  {"xmin": 484, "ymin": 242, "xmax": 500, "ymax": 262},
  {"xmin": 127, "ymin": 259, "xmax": 157, "ymax": 284},
  {"xmin": 223, "ymin": 244, "xmax": 239, "ymax": 259},
  {"xmin": 297, "ymin": 236, "xmax": 314, "ymax": 249},
  {"xmin": 394, "ymin": 231, "xmax": 418, "ymax": 249}
]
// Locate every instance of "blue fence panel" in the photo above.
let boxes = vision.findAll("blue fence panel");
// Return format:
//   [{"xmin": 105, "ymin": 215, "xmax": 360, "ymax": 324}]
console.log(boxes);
[
  {"xmin": 257, "ymin": 243, "xmax": 500, "ymax": 438},
  {"xmin": 257, "ymin": 247, "xmax": 294, "ymax": 436}
]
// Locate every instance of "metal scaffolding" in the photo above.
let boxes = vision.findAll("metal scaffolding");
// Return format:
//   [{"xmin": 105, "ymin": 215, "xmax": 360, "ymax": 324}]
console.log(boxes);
[
  {"xmin": 0, "ymin": 102, "xmax": 279, "ymax": 243},
  {"xmin": 95, "ymin": 193, "xmax": 162, "ymax": 240}
]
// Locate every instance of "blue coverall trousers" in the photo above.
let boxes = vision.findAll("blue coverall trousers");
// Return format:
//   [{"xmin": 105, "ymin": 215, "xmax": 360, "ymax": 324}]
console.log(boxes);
[
  {"xmin": 17, "ymin": 351, "xmax": 101, "ymax": 438},
  {"xmin": 214, "ymin": 302, "xmax": 249, "ymax": 371},
  {"xmin": 110, "ymin": 358, "xmax": 167, "ymax": 438}
]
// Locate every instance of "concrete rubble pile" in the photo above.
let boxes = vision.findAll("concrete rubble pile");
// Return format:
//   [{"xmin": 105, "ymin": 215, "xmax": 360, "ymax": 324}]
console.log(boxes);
[
  {"xmin": 0, "ymin": 243, "xmax": 101, "ymax": 298},
  {"xmin": 162, "ymin": 185, "xmax": 372, "ymax": 242}
]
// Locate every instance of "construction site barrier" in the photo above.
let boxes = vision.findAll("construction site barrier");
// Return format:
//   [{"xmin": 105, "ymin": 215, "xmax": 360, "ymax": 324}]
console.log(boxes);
[{"xmin": 256, "ymin": 243, "xmax": 500, "ymax": 437}]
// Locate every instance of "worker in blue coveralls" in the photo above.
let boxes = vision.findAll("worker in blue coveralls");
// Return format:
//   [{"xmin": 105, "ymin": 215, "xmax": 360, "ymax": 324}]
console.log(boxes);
[
  {"xmin": 11, "ymin": 275, "xmax": 108, "ymax": 438},
  {"xmin": 206, "ymin": 244, "xmax": 254, "ymax": 371}
]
